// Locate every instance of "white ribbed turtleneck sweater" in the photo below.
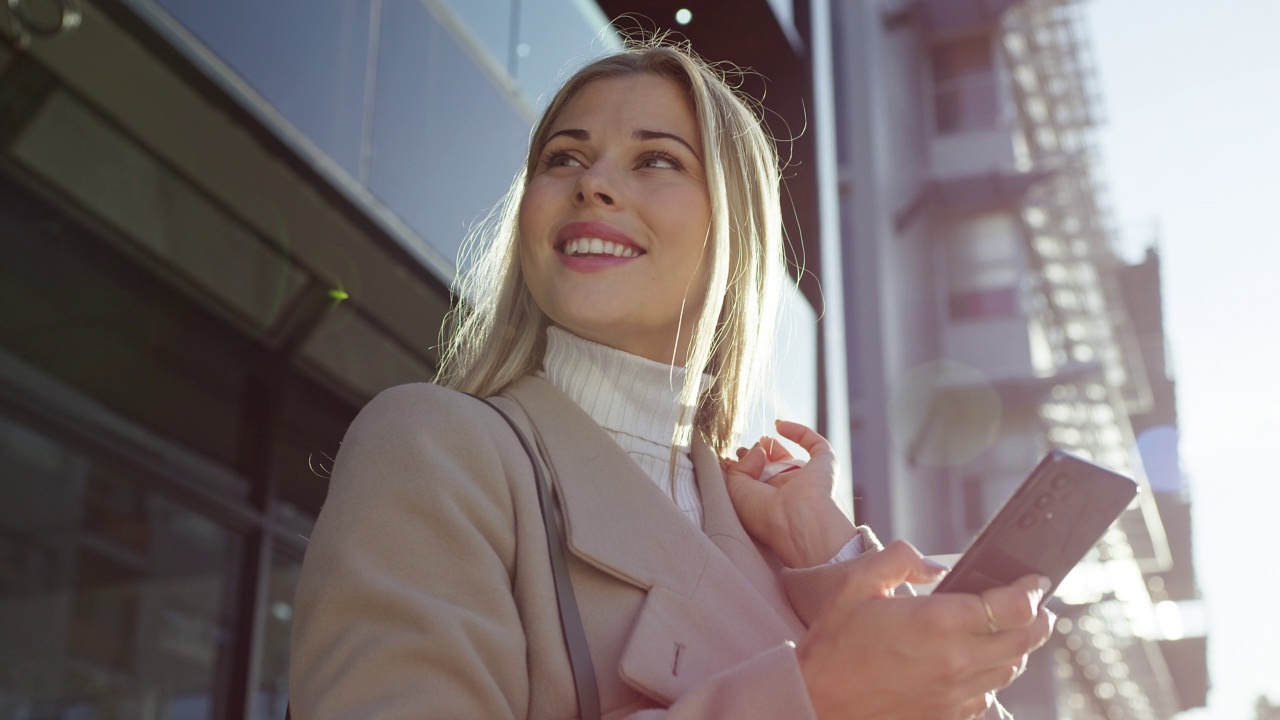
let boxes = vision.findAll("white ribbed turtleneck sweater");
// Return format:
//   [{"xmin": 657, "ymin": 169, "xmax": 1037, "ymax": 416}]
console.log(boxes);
[{"xmin": 538, "ymin": 327, "xmax": 707, "ymax": 528}]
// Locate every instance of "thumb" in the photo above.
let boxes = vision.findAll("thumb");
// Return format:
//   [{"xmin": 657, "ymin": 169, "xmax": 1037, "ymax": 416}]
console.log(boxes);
[
  {"xmin": 841, "ymin": 540, "xmax": 949, "ymax": 600},
  {"xmin": 726, "ymin": 443, "xmax": 768, "ymax": 482},
  {"xmin": 724, "ymin": 444, "xmax": 771, "ymax": 507}
]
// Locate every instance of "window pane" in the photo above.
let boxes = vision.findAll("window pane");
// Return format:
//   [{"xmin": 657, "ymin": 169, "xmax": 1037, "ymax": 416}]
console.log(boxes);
[
  {"xmin": 947, "ymin": 212, "xmax": 1022, "ymax": 293},
  {"xmin": 438, "ymin": 0, "xmax": 514, "ymax": 74},
  {"xmin": 0, "ymin": 414, "xmax": 243, "ymax": 719},
  {"xmin": 151, "ymin": 0, "xmax": 374, "ymax": 179},
  {"xmin": 935, "ymin": 74, "xmax": 999, "ymax": 133},
  {"xmin": 270, "ymin": 372, "xmax": 356, "ymax": 533},
  {"xmin": 368, "ymin": 0, "xmax": 530, "ymax": 265},
  {"xmin": 949, "ymin": 287, "xmax": 1019, "ymax": 320},
  {"xmin": 932, "ymin": 35, "xmax": 998, "ymax": 134},
  {"xmin": 515, "ymin": 0, "xmax": 621, "ymax": 108},
  {"xmin": 931, "ymin": 35, "xmax": 993, "ymax": 82},
  {"xmin": 252, "ymin": 552, "xmax": 301, "ymax": 720}
]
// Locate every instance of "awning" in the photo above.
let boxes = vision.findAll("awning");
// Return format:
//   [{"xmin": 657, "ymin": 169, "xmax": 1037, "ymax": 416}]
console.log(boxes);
[{"xmin": 895, "ymin": 165, "xmax": 1056, "ymax": 230}]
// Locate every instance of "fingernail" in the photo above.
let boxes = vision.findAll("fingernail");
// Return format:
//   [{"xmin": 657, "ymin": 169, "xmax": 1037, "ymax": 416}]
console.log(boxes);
[{"xmin": 1037, "ymin": 576, "xmax": 1051, "ymax": 594}]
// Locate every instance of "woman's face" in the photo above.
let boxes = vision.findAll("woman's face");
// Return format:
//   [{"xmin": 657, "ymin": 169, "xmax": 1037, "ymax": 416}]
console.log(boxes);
[{"xmin": 519, "ymin": 73, "xmax": 712, "ymax": 365}]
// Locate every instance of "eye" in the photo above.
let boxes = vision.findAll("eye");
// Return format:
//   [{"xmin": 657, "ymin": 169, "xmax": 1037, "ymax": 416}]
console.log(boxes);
[
  {"xmin": 540, "ymin": 149, "xmax": 582, "ymax": 170},
  {"xmin": 638, "ymin": 151, "xmax": 684, "ymax": 171}
]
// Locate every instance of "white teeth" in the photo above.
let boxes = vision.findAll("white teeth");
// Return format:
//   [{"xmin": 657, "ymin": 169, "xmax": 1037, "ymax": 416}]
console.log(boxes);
[{"xmin": 561, "ymin": 237, "xmax": 640, "ymax": 258}]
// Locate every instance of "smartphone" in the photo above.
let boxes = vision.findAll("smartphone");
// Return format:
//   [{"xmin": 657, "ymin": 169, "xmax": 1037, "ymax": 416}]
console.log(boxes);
[{"xmin": 931, "ymin": 450, "xmax": 1138, "ymax": 603}]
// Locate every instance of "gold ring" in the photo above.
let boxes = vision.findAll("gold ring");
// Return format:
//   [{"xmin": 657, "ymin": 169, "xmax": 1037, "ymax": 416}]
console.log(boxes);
[{"xmin": 981, "ymin": 596, "xmax": 1000, "ymax": 634}]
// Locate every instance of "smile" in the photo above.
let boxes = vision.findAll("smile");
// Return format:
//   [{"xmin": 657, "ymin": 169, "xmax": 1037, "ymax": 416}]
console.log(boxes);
[{"xmin": 559, "ymin": 238, "xmax": 642, "ymax": 258}]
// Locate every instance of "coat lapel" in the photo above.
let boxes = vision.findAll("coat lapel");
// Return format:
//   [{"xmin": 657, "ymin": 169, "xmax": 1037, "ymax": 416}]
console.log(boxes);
[
  {"xmin": 500, "ymin": 376, "xmax": 805, "ymax": 705},
  {"xmin": 502, "ymin": 376, "xmax": 711, "ymax": 596}
]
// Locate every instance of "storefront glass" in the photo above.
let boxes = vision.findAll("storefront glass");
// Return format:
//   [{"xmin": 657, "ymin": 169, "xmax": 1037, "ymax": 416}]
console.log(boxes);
[{"xmin": 0, "ymin": 415, "xmax": 243, "ymax": 719}]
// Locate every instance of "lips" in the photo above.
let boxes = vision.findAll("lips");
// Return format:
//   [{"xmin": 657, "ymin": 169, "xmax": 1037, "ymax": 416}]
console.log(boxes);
[{"xmin": 555, "ymin": 221, "xmax": 645, "ymax": 259}]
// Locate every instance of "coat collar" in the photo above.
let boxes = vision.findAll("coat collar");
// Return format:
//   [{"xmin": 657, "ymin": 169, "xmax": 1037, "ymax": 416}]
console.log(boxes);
[{"xmin": 499, "ymin": 375, "xmax": 793, "ymax": 612}]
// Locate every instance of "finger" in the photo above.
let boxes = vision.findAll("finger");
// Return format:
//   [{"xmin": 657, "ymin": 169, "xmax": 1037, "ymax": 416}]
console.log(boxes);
[
  {"xmin": 736, "ymin": 446, "xmax": 748, "ymax": 459},
  {"xmin": 724, "ymin": 446, "xmax": 775, "ymax": 516},
  {"xmin": 758, "ymin": 435, "xmax": 794, "ymax": 462},
  {"xmin": 838, "ymin": 540, "xmax": 949, "ymax": 600},
  {"xmin": 968, "ymin": 605, "xmax": 1055, "ymax": 671},
  {"xmin": 941, "ymin": 659, "xmax": 1023, "ymax": 712},
  {"xmin": 725, "ymin": 443, "xmax": 768, "ymax": 483},
  {"xmin": 775, "ymin": 420, "xmax": 835, "ymax": 461},
  {"xmin": 963, "ymin": 660, "xmax": 1022, "ymax": 696},
  {"xmin": 973, "ymin": 575, "xmax": 1049, "ymax": 635}
]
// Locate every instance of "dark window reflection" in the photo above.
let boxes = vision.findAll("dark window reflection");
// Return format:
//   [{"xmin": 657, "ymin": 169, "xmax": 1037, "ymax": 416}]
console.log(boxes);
[
  {"xmin": 0, "ymin": 170, "xmax": 253, "ymax": 494},
  {"xmin": 0, "ymin": 415, "xmax": 242, "ymax": 719},
  {"xmin": 270, "ymin": 370, "xmax": 354, "ymax": 538},
  {"xmin": 11, "ymin": 91, "xmax": 309, "ymax": 335},
  {"xmin": 932, "ymin": 34, "xmax": 999, "ymax": 134},
  {"xmin": 252, "ymin": 552, "xmax": 301, "ymax": 720}
]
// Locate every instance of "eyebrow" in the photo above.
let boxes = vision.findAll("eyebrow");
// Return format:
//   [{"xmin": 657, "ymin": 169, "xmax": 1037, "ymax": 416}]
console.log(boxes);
[{"xmin": 543, "ymin": 128, "xmax": 702, "ymax": 161}]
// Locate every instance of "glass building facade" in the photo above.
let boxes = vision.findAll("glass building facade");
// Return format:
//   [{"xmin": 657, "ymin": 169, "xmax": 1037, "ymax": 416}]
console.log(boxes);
[{"xmin": 0, "ymin": 1, "xmax": 831, "ymax": 717}]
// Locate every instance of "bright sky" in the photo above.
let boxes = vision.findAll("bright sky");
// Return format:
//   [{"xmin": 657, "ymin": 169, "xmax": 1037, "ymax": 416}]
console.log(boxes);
[{"xmin": 1085, "ymin": 1, "xmax": 1280, "ymax": 716}]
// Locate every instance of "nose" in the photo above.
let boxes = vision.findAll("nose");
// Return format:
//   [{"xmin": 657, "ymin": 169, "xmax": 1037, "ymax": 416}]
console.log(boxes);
[{"xmin": 574, "ymin": 163, "xmax": 616, "ymax": 207}]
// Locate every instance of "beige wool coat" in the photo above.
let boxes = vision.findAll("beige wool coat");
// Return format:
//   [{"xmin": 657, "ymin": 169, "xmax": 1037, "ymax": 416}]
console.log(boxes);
[{"xmin": 290, "ymin": 375, "xmax": 878, "ymax": 718}]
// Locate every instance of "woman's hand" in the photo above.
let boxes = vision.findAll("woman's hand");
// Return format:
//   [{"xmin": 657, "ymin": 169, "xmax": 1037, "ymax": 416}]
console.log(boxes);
[
  {"xmin": 723, "ymin": 420, "xmax": 857, "ymax": 568},
  {"xmin": 798, "ymin": 540, "xmax": 1056, "ymax": 720}
]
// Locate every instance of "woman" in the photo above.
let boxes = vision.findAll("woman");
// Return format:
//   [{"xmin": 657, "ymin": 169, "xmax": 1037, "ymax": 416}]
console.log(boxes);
[{"xmin": 290, "ymin": 41, "xmax": 1053, "ymax": 719}]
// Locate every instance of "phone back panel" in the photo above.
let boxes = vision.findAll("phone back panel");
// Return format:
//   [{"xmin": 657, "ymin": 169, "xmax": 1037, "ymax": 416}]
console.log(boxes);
[{"xmin": 933, "ymin": 450, "xmax": 1139, "ymax": 599}]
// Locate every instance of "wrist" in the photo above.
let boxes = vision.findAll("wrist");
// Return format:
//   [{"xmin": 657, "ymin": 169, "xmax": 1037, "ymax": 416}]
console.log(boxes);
[{"xmin": 780, "ymin": 502, "xmax": 857, "ymax": 568}]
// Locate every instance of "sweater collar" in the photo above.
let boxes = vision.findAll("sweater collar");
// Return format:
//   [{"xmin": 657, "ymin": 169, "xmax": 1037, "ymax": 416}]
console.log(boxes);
[{"xmin": 538, "ymin": 326, "xmax": 707, "ymax": 449}]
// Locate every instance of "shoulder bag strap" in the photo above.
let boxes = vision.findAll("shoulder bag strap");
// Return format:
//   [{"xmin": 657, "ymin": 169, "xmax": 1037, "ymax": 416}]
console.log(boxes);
[{"xmin": 476, "ymin": 396, "xmax": 602, "ymax": 720}]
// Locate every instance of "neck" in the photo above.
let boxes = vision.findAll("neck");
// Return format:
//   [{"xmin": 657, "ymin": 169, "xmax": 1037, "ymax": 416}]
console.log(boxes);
[{"xmin": 539, "ymin": 326, "xmax": 700, "ymax": 448}]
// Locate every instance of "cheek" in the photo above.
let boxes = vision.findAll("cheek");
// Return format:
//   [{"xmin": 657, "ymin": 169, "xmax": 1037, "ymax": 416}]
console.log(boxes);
[
  {"xmin": 516, "ymin": 193, "xmax": 544, "ymax": 261},
  {"xmin": 516, "ymin": 192, "xmax": 536, "ymax": 243}
]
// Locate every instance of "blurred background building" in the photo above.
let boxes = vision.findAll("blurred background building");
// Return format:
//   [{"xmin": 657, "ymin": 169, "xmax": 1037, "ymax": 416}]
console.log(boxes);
[
  {"xmin": 0, "ymin": 0, "xmax": 1204, "ymax": 717},
  {"xmin": 831, "ymin": 0, "xmax": 1207, "ymax": 717}
]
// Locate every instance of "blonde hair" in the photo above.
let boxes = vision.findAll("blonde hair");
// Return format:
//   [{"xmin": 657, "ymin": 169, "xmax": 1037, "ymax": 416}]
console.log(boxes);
[{"xmin": 435, "ymin": 39, "xmax": 785, "ymax": 455}]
